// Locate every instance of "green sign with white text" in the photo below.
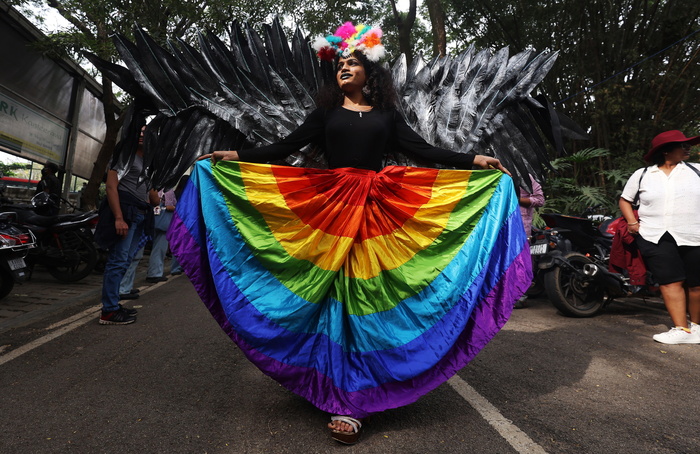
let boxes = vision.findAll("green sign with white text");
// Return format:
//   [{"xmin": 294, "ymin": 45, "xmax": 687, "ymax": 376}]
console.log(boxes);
[{"xmin": 0, "ymin": 93, "xmax": 68, "ymax": 163}]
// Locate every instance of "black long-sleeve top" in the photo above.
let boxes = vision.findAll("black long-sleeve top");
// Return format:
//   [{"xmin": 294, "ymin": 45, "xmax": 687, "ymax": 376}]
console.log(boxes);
[{"xmin": 237, "ymin": 107, "xmax": 475, "ymax": 171}]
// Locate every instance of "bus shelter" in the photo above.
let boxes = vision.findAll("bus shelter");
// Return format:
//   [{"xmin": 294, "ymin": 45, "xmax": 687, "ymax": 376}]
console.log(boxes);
[{"xmin": 0, "ymin": 1, "xmax": 111, "ymax": 202}]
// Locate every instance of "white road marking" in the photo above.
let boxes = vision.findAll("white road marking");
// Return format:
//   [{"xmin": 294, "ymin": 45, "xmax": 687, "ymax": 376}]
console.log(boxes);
[
  {"xmin": 44, "ymin": 305, "xmax": 101, "ymax": 331},
  {"xmin": 0, "ymin": 306, "xmax": 98, "ymax": 366},
  {"xmin": 0, "ymin": 279, "xmax": 174, "ymax": 366},
  {"xmin": 448, "ymin": 375, "xmax": 548, "ymax": 453}
]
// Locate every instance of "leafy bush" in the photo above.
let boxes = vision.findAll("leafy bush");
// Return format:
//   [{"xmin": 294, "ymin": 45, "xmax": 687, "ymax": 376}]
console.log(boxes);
[{"xmin": 537, "ymin": 148, "xmax": 620, "ymax": 223}]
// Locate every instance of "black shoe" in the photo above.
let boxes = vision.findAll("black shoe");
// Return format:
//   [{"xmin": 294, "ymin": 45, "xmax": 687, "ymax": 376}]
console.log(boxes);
[
  {"xmin": 99, "ymin": 308, "xmax": 136, "ymax": 325},
  {"xmin": 119, "ymin": 291, "xmax": 140, "ymax": 300},
  {"xmin": 146, "ymin": 276, "xmax": 168, "ymax": 283},
  {"xmin": 170, "ymin": 270, "xmax": 182, "ymax": 276},
  {"xmin": 514, "ymin": 296, "xmax": 527, "ymax": 309},
  {"xmin": 119, "ymin": 304, "xmax": 138, "ymax": 316}
]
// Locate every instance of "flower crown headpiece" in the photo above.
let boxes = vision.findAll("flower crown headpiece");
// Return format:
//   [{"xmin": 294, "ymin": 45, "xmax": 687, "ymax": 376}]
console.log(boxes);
[{"xmin": 312, "ymin": 22, "xmax": 386, "ymax": 62}]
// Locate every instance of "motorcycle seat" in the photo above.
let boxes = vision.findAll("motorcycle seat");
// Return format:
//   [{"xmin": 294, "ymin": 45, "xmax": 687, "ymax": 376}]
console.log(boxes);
[
  {"xmin": 56, "ymin": 213, "xmax": 90, "ymax": 223},
  {"xmin": 16, "ymin": 211, "xmax": 59, "ymax": 227},
  {"xmin": 16, "ymin": 210, "xmax": 96, "ymax": 228}
]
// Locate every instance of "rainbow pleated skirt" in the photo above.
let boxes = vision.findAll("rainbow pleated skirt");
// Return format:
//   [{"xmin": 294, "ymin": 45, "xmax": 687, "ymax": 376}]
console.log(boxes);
[{"xmin": 167, "ymin": 160, "xmax": 531, "ymax": 417}]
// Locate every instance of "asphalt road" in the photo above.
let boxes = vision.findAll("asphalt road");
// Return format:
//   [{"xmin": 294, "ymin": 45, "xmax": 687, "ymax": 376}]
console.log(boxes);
[{"xmin": 1, "ymin": 276, "xmax": 699, "ymax": 454}]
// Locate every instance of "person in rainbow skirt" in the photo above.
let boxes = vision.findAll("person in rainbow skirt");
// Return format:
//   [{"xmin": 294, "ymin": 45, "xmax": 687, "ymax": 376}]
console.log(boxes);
[{"xmin": 168, "ymin": 22, "xmax": 532, "ymax": 444}]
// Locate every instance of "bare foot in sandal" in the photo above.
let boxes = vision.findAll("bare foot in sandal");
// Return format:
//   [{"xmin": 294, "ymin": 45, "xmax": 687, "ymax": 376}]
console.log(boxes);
[{"xmin": 329, "ymin": 416, "xmax": 363, "ymax": 444}]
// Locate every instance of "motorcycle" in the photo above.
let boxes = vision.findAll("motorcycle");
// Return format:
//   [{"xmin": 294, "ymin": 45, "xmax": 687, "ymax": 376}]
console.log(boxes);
[
  {"xmin": 537, "ymin": 208, "xmax": 652, "ymax": 317},
  {"xmin": 0, "ymin": 191, "xmax": 100, "ymax": 283},
  {"xmin": 0, "ymin": 212, "xmax": 36, "ymax": 299},
  {"xmin": 526, "ymin": 225, "xmax": 569, "ymax": 297}
]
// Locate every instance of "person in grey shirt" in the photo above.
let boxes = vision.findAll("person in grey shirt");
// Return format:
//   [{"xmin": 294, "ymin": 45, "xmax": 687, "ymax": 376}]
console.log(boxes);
[{"xmin": 95, "ymin": 127, "xmax": 159, "ymax": 325}]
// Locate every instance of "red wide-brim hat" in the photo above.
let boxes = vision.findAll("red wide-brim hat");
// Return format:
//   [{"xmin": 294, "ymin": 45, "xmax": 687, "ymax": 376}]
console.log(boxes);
[{"xmin": 644, "ymin": 130, "xmax": 700, "ymax": 162}]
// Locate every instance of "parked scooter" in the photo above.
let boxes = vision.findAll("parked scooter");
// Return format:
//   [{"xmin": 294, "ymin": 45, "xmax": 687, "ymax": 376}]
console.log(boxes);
[
  {"xmin": 537, "ymin": 208, "xmax": 651, "ymax": 317},
  {"xmin": 0, "ymin": 191, "xmax": 99, "ymax": 282},
  {"xmin": 0, "ymin": 212, "xmax": 36, "ymax": 299}
]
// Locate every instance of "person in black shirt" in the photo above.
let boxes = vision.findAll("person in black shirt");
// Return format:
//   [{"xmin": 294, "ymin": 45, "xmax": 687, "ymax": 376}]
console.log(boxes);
[
  {"xmin": 35, "ymin": 162, "xmax": 61, "ymax": 215},
  {"xmin": 202, "ymin": 54, "xmax": 507, "ymax": 174}
]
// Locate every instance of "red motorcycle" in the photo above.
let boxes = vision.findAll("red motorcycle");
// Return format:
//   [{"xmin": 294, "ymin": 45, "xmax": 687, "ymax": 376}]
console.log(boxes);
[{"xmin": 0, "ymin": 212, "xmax": 36, "ymax": 299}]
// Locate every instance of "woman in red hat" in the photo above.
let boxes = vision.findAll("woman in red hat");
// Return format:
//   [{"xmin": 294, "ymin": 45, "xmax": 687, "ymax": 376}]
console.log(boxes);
[{"xmin": 619, "ymin": 130, "xmax": 700, "ymax": 344}]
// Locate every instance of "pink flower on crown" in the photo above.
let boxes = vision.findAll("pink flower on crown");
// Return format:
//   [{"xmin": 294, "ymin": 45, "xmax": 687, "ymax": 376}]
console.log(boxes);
[{"xmin": 335, "ymin": 22, "xmax": 357, "ymax": 39}]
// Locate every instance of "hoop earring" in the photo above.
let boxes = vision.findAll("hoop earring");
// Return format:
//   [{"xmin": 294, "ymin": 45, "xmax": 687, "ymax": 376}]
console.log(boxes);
[{"xmin": 362, "ymin": 85, "xmax": 371, "ymax": 97}]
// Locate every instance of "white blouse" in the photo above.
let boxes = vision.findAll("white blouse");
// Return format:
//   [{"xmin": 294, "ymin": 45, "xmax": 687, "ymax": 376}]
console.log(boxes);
[{"xmin": 621, "ymin": 162, "xmax": 700, "ymax": 246}]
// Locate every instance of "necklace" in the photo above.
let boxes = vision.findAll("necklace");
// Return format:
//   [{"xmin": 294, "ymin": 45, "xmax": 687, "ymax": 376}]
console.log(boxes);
[{"xmin": 343, "ymin": 104, "xmax": 373, "ymax": 117}]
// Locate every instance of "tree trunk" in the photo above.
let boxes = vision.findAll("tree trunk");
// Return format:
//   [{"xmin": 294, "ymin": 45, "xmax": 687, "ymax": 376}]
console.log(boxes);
[
  {"xmin": 80, "ymin": 77, "xmax": 123, "ymax": 210},
  {"xmin": 390, "ymin": 0, "xmax": 418, "ymax": 64},
  {"xmin": 426, "ymin": 0, "xmax": 447, "ymax": 57}
]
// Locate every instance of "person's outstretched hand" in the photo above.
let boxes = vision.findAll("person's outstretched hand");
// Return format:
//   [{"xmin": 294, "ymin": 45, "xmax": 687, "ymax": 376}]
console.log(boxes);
[
  {"xmin": 472, "ymin": 155, "xmax": 511, "ymax": 176},
  {"xmin": 197, "ymin": 150, "xmax": 240, "ymax": 164}
]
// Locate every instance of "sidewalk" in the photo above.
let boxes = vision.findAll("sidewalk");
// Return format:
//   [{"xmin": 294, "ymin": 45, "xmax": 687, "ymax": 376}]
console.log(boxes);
[{"xmin": 0, "ymin": 258, "xmax": 172, "ymax": 334}]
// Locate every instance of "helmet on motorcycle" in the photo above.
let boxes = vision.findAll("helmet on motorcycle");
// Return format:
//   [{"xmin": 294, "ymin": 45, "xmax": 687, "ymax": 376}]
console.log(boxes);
[{"xmin": 644, "ymin": 130, "xmax": 700, "ymax": 163}]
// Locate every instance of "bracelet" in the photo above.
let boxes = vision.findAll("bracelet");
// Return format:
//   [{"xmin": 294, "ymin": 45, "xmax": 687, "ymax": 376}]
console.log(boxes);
[{"xmin": 627, "ymin": 221, "xmax": 639, "ymax": 226}]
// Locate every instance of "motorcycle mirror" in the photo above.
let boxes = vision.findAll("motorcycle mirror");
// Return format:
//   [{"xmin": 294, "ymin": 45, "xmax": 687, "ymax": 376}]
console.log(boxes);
[
  {"xmin": 0, "ymin": 212, "xmax": 17, "ymax": 223},
  {"xmin": 31, "ymin": 192, "xmax": 53, "ymax": 207}
]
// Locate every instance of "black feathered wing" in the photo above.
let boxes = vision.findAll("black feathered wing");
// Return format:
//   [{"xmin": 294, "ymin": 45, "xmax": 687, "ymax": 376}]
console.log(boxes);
[
  {"xmin": 86, "ymin": 20, "xmax": 584, "ymax": 190},
  {"xmin": 390, "ymin": 46, "xmax": 585, "ymax": 189},
  {"xmin": 87, "ymin": 19, "xmax": 326, "ymax": 189}
]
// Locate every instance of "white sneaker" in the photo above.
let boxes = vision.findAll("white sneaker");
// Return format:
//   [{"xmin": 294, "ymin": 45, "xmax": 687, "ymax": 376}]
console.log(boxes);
[
  {"xmin": 653, "ymin": 327, "xmax": 700, "ymax": 344},
  {"xmin": 691, "ymin": 322, "xmax": 699, "ymax": 336}
]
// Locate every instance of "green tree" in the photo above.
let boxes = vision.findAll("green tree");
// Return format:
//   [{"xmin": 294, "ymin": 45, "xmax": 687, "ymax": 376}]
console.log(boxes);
[
  {"xmin": 446, "ymin": 0, "xmax": 700, "ymax": 185},
  {"xmin": 0, "ymin": 162, "xmax": 32, "ymax": 178}
]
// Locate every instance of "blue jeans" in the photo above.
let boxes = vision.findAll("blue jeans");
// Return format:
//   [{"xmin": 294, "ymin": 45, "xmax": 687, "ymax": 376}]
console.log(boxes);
[
  {"xmin": 101, "ymin": 212, "xmax": 145, "ymax": 312},
  {"xmin": 119, "ymin": 246, "xmax": 144, "ymax": 294},
  {"xmin": 170, "ymin": 255, "xmax": 182, "ymax": 274},
  {"xmin": 147, "ymin": 229, "xmax": 169, "ymax": 278}
]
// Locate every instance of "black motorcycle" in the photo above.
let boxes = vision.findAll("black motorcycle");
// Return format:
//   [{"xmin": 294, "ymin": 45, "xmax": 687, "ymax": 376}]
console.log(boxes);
[
  {"xmin": 0, "ymin": 192, "xmax": 99, "ymax": 283},
  {"xmin": 537, "ymin": 210, "xmax": 646, "ymax": 317},
  {"xmin": 526, "ymin": 225, "xmax": 568, "ymax": 297},
  {"xmin": 0, "ymin": 212, "xmax": 36, "ymax": 299}
]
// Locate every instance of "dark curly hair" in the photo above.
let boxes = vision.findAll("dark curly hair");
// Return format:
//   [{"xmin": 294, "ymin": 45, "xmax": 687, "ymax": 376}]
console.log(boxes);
[{"xmin": 316, "ymin": 52, "xmax": 398, "ymax": 110}]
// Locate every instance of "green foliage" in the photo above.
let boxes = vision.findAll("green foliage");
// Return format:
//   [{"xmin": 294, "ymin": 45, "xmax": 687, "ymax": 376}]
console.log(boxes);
[
  {"xmin": 544, "ymin": 145, "xmax": 700, "ymax": 217},
  {"xmin": 560, "ymin": 147, "xmax": 610, "ymax": 164},
  {"xmin": 601, "ymin": 168, "xmax": 634, "ymax": 191},
  {"xmin": 0, "ymin": 161, "xmax": 32, "ymax": 178},
  {"xmin": 542, "ymin": 148, "xmax": 619, "ymax": 215},
  {"xmin": 446, "ymin": 0, "xmax": 700, "ymax": 160},
  {"xmin": 541, "ymin": 178, "xmax": 608, "ymax": 214},
  {"xmin": 30, "ymin": 30, "xmax": 90, "ymax": 64}
]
